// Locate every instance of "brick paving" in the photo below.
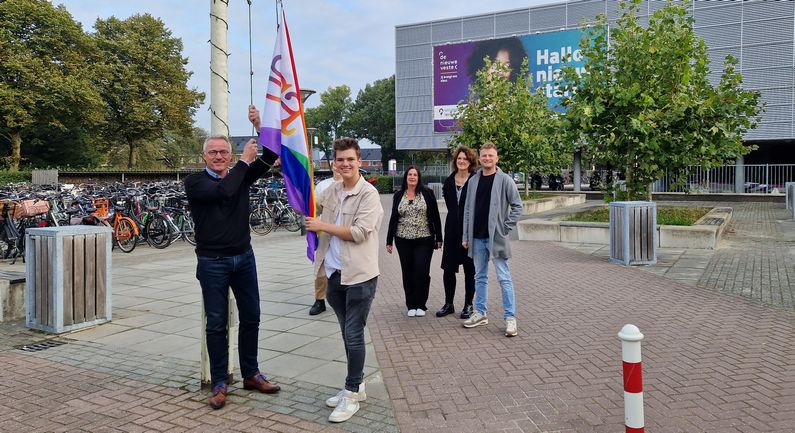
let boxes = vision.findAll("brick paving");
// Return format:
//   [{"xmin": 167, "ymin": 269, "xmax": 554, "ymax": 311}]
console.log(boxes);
[
  {"xmin": 1, "ymin": 196, "xmax": 794, "ymax": 432},
  {"xmin": 369, "ymin": 196, "xmax": 795, "ymax": 432}
]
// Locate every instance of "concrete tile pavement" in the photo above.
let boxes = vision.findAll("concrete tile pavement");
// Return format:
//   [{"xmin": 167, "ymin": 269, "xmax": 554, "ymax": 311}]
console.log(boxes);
[{"xmin": 1, "ymin": 195, "xmax": 794, "ymax": 431}]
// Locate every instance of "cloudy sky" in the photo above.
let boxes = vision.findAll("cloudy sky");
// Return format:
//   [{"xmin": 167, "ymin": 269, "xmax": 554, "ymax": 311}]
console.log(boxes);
[{"xmin": 55, "ymin": 0, "xmax": 562, "ymax": 135}]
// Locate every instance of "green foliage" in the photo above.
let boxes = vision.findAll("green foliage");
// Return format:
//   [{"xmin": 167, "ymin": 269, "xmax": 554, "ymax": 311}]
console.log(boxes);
[
  {"xmin": 451, "ymin": 58, "xmax": 568, "ymax": 175},
  {"xmin": 93, "ymin": 14, "xmax": 204, "ymax": 168},
  {"xmin": 0, "ymin": 0, "xmax": 104, "ymax": 170},
  {"xmin": 559, "ymin": 0, "xmax": 763, "ymax": 200},
  {"xmin": 0, "ymin": 170, "xmax": 31, "ymax": 184},
  {"xmin": 566, "ymin": 206, "xmax": 710, "ymax": 226},
  {"xmin": 346, "ymin": 76, "xmax": 396, "ymax": 167},
  {"xmin": 369, "ymin": 175, "xmax": 394, "ymax": 194},
  {"xmin": 305, "ymin": 85, "xmax": 352, "ymax": 167}
]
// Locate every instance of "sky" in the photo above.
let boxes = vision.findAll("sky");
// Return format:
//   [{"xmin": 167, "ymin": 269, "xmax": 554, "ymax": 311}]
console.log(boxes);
[{"xmin": 55, "ymin": 0, "xmax": 564, "ymax": 136}]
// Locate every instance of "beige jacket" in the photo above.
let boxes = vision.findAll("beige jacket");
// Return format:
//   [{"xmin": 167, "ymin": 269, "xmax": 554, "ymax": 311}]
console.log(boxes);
[{"xmin": 314, "ymin": 175, "xmax": 383, "ymax": 285}]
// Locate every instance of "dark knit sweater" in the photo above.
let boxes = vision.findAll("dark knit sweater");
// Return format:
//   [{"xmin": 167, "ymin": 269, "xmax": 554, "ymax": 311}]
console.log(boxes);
[{"xmin": 184, "ymin": 152, "xmax": 277, "ymax": 257}]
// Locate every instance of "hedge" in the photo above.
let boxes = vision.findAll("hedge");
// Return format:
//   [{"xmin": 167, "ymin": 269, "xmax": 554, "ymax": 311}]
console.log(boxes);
[
  {"xmin": 367, "ymin": 175, "xmax": 395, "ymax": 194},
  {"xmin": 0, "ymin": 171, "xmax": 32, "ymax": 184}
]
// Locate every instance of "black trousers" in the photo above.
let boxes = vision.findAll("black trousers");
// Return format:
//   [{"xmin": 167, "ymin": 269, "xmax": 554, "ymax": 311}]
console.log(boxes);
[
  {"xmin": 395, "ymin": 236, "xmax": 434, "ymax": 311},
  {"xmin": 443, "ymin": 255, "xmax": 475, "ymax": 307}
]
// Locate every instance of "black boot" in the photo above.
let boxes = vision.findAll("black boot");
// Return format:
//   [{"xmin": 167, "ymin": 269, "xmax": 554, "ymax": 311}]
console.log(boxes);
[
  {"xmin": 435, "ymin": 303, "xmax": 455, "ymax": 317},
  {"xmin": 460, "ymin": 304, "xmax": 474, "ymax": 319},
  {"xmin": 309, "ymin": 299, "xmax": 326, "ymax": 316}
]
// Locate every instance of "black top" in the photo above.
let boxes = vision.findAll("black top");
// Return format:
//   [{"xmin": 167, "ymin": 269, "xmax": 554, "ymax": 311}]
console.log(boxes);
[
  {"xmin": 184, "ymin": 151, "xmax": 277, "ymax": 257},
  {"xmin": 386, "ymin": 187, "xmax": 443, "ymax": 246},
  {"xmin": 441, "ymin": 171, "xmax": 473, "ymax": 270},
  {"xmin": 472, "ymin": 172, "xmax": 495, "ymax": 239}
]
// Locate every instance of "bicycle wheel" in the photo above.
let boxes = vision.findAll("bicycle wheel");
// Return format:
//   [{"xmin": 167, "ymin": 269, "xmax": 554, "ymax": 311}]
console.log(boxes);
[
  {"xmin": 114, "ymin": 218, "xmax": 137, "ymax": 253},
  {"xmin": 180, "ymin": 214, "xmax": 197, "ymax": 246},
  {"xmin": 145, "ymin": 215, "xmax": 171, "ymax": 249},
  {"xmin": 249, "ymin": 207, "xmax": 275, "ymax": 235},
  {"xmin": 282, "ymin": 208, "xmax": 301, "ymax": 232}
]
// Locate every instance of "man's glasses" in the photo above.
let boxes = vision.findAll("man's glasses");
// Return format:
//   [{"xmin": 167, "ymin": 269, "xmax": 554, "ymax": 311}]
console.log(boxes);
[{"xmin": 205, "ymin": 150, "xmax": 230, "ymax": 157}]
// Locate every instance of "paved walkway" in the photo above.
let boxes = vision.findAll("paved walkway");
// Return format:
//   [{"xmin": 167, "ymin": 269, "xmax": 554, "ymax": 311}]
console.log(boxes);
[{"xmin": 1, "ymin": 196, "xmax": 794, "ymax": 432}]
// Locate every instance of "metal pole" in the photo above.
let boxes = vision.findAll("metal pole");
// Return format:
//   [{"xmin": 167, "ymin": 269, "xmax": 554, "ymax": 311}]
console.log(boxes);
[{"xmin": 619, "ymin": 324, "xmax": 645, "ymax": 433}]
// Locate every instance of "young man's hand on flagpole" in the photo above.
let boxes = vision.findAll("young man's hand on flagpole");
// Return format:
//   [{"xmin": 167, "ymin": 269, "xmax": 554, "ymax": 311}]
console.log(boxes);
[{"xmin": 248, "ymin": 104, "xmax": 261, "ymax": 132}]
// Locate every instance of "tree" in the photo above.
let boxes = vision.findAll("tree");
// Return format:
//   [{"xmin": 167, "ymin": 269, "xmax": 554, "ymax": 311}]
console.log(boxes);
[
  {"xmin": 346, "ymin": 76, "xmax": 396, "ymax": 167},
  {"xmin": 0, "ymin": 0, "xmax": 104, "ymax": 170},
  {"xmin": 452, "ymin": 58, "xmax": 566, "ymax": 180},
  {"xmin": 559, "ymin": 0, "xmax": 762, "ymax": 200},
  {"xmin": 93, "ymin": 14, "xmax": 204, "ymax": 168},
  {"xmin": 305, "ymin": 85, "xmax": 351, "ymax": 167}
]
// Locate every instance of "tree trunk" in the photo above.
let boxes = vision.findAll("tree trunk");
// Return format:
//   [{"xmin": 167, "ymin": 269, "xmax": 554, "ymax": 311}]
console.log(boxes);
[
  {"xmin": 9, "ymin": 131, "xmax": 21, "ymax": 172},
  {"xmin": 127, "ymin": 141, "xmax": 136, "ymax": 168}
]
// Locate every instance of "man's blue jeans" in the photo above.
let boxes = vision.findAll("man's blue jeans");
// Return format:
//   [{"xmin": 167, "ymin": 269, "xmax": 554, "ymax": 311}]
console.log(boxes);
[
  {"xmin": 325, "ymin": 271, "xmax": 377, "ymax": 392},
  {"xmin": 472, "ymin": 238, "xmax": 516, "ymax": 320},
  {"xmin": 196, "ymin": 248, "xmax": 261, "ymax": 387}
]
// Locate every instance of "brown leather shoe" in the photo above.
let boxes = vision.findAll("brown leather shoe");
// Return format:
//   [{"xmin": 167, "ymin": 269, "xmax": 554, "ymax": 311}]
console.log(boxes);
[
  {"xmin": 243, "ymin": 373, "xmax": 280, "ymax": 394},
  {"xmin": 208, "ymin": 384, "xmax": 227, "ymax": 410}
]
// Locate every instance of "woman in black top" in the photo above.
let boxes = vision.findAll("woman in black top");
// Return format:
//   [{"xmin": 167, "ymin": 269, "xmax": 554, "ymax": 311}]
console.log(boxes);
[
  {"xmin": 437, "ymin": 146, "xmax": 478, "ymax": 319},
  {"xmin": 386, "ymin": 166, "xmax": 443, "ymax": 317}
]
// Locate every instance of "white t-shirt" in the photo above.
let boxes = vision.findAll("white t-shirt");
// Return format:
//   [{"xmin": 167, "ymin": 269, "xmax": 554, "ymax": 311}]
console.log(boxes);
[{"xmin": 324, "ymin": 189, "xmax": 347, "ymax": 277}]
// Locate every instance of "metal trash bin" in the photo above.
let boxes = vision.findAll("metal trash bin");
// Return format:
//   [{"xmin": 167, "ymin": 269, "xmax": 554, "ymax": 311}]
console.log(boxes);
[
  {"xmin": 428, "ymin": 182, "xmax": 443, "ymax": 200},
  {"xmin": 609, "ymin": 201, "xmax": 657, "ymax": 266},
  {"xmin": 25, "ymin": 226, "xmax": 113, "ymax": 333}
]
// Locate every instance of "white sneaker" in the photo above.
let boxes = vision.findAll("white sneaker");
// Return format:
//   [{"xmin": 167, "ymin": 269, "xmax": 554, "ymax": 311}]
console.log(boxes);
[
  {"xmin": 328, "ymin": 390, "xmax": 361, "ymax": 422},
  {"xmin": 407, "ymin": 309, "xmax": 417, "ymax": 317},
  {"xmin": 415, "ymin": 309, "xmax": 426, "ymax": 317},
  {"xmin": 462, "ymin": 311, "xmax": 488, "ymax": 328},
  {"xmin": 326, "ymin": 383, "xmax": 366, "ymax": 407},
  {"xmin": 505, "ymin": 317, "xmax": 517, "ymax": 337}
]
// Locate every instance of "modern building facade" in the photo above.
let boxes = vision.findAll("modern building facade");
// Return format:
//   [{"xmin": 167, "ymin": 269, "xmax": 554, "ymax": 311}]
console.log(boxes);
[{"xmin": 395, "ymin": 0, "xmax": 795, "ymax": 163}]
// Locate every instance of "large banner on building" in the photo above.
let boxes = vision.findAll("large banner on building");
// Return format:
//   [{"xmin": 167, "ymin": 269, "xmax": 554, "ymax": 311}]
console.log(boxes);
[{"xmin": 433, "ymin": 28, "xmax": 586, "ymax": 132}]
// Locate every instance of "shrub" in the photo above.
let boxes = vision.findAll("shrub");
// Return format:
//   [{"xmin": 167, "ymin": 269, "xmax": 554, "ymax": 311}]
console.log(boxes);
[
  {"xmin": 0, "ymin": 171, "xmax": 32, "ymax": 184},
  {"xmin": 373, "ymin": 176, "xmax": 394, "ymax": 194}
]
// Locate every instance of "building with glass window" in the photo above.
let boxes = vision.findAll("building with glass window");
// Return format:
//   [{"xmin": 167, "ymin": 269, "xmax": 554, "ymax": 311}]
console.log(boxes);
[{"xmin": 395, "ymin": 0, "xmax": 795, "ymax": 164}]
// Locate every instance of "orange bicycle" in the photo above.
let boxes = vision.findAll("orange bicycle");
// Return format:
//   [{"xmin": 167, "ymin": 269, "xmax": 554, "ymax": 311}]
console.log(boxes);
[{"xmin": 107, "ymin": 202, "xmax": 139, "ymax": 253}]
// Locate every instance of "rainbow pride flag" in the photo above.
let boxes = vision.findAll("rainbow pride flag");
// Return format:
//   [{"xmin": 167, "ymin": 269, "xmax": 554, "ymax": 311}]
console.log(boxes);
[{"xmin": 258, "ymin": 7, "xmax": 316, "ymax": 261}]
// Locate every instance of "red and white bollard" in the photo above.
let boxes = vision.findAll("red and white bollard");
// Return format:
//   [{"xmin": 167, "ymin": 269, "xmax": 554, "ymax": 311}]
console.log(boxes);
[{"xmin": 618, "ymin": 324, "xmax": 644, "ymax": 433}]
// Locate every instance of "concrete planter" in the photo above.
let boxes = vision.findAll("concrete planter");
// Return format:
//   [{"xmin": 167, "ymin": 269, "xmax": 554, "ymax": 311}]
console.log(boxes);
[{"xmin": 438, "ymin": 193, "xmax": 585, "ymax": 215}]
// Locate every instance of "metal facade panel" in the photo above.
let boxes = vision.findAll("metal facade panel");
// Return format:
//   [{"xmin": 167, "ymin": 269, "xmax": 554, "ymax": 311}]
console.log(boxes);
[
  {"xmin": 397, "ymin": 135, "xmax": 434, "ymax": 149},
  {"xmin": 396, "ymin": 95, "xmax": 431, "ymax": 112},
  {"xmin": 757, "ymin": 87, "xmax": 794, "ymax": 107},
  {"xmin": 746, "ymin": 121, "xmax": 792, "ymax": 139},
  {"xmin": 495, "ymin": 10, "xmax": 530, "ymax": 35},
  {"xmin": 397, "ymin": 123, "xmax": 433, "ymax": 137},
  {"xmin": 743, "ymin": 42, "xmax": 794, "ymax": 68},
  {"xmin": 396, "ymin": 24, "xmax": 430, "ymax": 46},
  {"xmin": 396, "ymin": 58, "xmax": 432, "ymax": 79},
  {"xmin": 567, "ymin": 1, "xmax": 604, "ymax": 27},
  {"xmin": 694, "ymin": 2, "xmax": 741, "ymax": 25},
  {"xmin": 761, "ymin": 104, "xmax": 793, "ymax": 123},
  {"xmin": 743, "ymin": 18, "xmax": 794, "ymax": 45},
  {"xmin": 742, "ymin": 67, "xmax": 794, "ymax": 90},
  {"xmin": 695, "ymin": 23, "xmax": 741, "ymax": 48},
  {"xmin": 395, "ymin": 76, "xmax": 431, "ymax": 98},
  {"xmin": 463, "ymin": 16, "xmax": 495, "ymax": 39},
  {"xmin": 707, "ymin": 47, "xmax": 741, "ymax": 71},
  {"xmin": 650, "ymin": 0, "xmax": 690, "ymax": 15},
  {"xmin": 433, "ymin": 134, "xmax": 455, "ymax": 148},
  {"xmin": 396, "ymin": 110, "xmax": 432, "ymax": 125},
  {"xmin": 431, "ymin": 20, "xmax": 462, "ymax": 43},
  {"xmin": 530, "ymin": 5, "xmax": 567, "ymax": 31},
  {"xmin": 397, "ymin": 44, "xmax": 431, "ymax": 62},
  {"xmin": 742, "ymin": 0, "xmax": 795, "ymax": 22}
]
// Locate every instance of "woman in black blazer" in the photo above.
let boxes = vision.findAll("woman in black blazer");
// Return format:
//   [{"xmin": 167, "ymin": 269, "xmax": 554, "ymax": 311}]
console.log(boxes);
[
  {"xmin": 386, "ymin": 166, "xmax": 443, "ymax": 317},
  {"xmin": 436, "ymin": 146, "xmax": 477, "ymax": 319}
]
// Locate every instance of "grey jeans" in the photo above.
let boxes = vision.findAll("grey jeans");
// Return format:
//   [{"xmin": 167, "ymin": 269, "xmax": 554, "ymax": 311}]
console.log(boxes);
[{"xmin": 326, "ymin": 271, "xmax": 377, "ymax": 392}]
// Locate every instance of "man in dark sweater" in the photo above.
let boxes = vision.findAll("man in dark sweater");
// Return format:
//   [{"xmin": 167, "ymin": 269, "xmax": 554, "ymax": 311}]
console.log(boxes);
[{"xmin": 184, "ymin": 106, "xmax": 281, "ymax": 409}]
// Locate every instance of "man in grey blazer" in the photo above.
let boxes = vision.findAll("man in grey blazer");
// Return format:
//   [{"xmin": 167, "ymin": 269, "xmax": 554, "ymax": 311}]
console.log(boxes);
[{"xmin": 461, "ymin": 142, "xmax": 523, "ymax": 337}]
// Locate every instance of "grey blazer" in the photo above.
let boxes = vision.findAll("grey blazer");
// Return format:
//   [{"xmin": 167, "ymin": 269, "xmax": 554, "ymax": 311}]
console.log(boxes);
[{"xmin": 461, "ymin": 167, "xmax": 522, "ymax": 259}]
